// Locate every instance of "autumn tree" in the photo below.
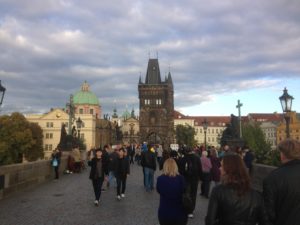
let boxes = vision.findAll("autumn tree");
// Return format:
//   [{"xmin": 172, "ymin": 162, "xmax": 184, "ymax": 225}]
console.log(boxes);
[
  {"xmin": 0, "ymin": 112, "xmax": 44, "ymax": 165},
  {"xmin": 242, "ymin": 122, "xmax": 271, "ymax": 164}
]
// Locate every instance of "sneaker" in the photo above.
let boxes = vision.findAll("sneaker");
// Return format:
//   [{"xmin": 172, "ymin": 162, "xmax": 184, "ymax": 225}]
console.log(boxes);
[
  {"xmin": 117, "ymin": 195, "xmax": 121, "ymax": 200},
  {"xmin": 94, "ymin": 200, "xmax": 99, "ymax": 206},
  {"xmin": 121, "ymin": 194, "xmax": 125, "ymax": 198},
  {"xmin": 188, "ymin": 214, "xmax": 194, "ymax": 218}
]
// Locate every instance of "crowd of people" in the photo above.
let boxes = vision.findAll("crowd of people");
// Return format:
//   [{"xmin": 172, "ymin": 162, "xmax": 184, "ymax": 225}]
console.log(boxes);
[{"xmin": 51, "ymin": 139, "xmax": 300, "ymax": 225}]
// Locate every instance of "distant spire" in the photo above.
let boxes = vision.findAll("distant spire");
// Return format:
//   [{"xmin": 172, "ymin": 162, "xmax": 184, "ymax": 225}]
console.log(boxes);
[
  {"xmin": 167, "ymin": 71, "xmax": 173, "ymax": 85},
  {"xmin": 139, "ymin": 72, "xmax": 142, "ymax": 84},
  {"xmin": 131, "ymin": 107, "xmax": 135, "ymax": 118}
]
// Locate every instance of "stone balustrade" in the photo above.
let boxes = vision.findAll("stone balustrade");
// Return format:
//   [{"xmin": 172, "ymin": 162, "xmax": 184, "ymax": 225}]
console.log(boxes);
[
  {"xmin": 0, "ymin": 156, "xmax": 68, "ymax": 200},
  {"xmin": 251, "ymin": 163, "xmax": 276, "ymax": 192}
]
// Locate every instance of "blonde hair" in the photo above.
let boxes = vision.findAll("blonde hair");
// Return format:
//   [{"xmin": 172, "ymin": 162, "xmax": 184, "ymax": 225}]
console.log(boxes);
[{"xmin": 163, "ymin": 158, "xmax": 179, "ymax": 177}]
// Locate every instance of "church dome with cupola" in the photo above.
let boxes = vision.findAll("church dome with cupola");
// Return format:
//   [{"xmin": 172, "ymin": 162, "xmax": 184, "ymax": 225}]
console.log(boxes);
[
  {"xmin": 73, "ymin": 81, "xmax": 101, "ymax": 118},
  {"xmin": 73, "ymin": 81, "xmax": 99, "ymax": 105}
]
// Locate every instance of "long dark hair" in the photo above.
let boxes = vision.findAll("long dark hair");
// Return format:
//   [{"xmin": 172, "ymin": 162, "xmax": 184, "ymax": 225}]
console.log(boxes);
[{"xmin": 222, "ymin": 154, "xmax": 250, "ymax": 196}]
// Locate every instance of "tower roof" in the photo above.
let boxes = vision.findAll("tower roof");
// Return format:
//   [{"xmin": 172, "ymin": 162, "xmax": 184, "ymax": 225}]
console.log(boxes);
[{"xmin": 145, "ymin": 59, "xmax": 161, "ymax": 84}]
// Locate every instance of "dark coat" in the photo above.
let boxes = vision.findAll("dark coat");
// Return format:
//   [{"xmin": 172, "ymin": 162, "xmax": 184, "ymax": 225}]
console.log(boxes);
[
  {"xmin": 157, "ymin": 174, "xmax": 187, "ymax": 222},
  {"xmin": 206, "ymin": 184, "xmax": 267, "ymax": 225},
  {"xmin": 210, "ymin": 156, "xmax": 221, "ymax": 182},
  {"xmin": 263, "ymin": 159, "xmax": 300, "ymax": 225},
  {"xmin": 141, "ymin": 150, "xmax": 156, "ymax": 170},
  {"xmin": 178, "ymin": 153, "xmax": 202, "ymax": 182},
  {"xmin": 244, "ymin": 151, "xmax": 254, "ymax": 171},
  {"xmin": 88, "ymin": 157, "xmax": 108, "ymax": 180},
  {"xmin": 115, "ymin": 157, "xmax": 130, "ymax": 179},
  {"xmin": 108, "ymin": 151, "xmax": 119, "ymax": 172}
]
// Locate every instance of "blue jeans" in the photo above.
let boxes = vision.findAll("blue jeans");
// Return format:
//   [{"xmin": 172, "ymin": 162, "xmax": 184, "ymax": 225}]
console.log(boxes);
[
  {"xmin": 108, "ymin": 171, "xmax": 116, "ymax": 187},
  {"xmin": 144, "ymin": 167, "xmax": 154, "ymax": 191}
]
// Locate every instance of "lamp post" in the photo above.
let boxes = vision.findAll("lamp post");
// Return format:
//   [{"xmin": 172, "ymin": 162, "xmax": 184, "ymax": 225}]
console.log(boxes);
[
  {"xmin": 202, "ymin": 118, "xmax": 208, "ymax": 150},
  {"xmin": 0, "ymin": 80, "xmax": 6, "ymax": 106},
  {"xmin": 76, "ymin": 117, "xmax": 83, "ymax": 140},
  {"xmin": 279, "ymin": 87, "xmax": 294, "ymax": 138}
]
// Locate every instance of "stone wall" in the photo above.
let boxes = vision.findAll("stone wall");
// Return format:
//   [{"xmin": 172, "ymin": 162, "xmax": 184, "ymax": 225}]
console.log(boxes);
[
  {"xmin": 251, "ymin": 163, "xmax": 276, "ymax": 192},
  {"xmin": 0, "ymin": 156, "xmax": 68, "ymax": 200}
]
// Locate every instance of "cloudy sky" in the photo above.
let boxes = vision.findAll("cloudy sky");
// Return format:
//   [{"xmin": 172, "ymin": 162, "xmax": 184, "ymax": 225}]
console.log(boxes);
[{"xmin": 1, "ymin": 0, "xmax": 300, "ymax": 117}]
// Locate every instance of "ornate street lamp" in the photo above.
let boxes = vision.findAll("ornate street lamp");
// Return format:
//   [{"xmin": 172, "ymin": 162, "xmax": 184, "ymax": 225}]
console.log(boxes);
[
  {"xmin": 202, "ymin": 118, "xmax": 208, "ymax": 150},
  {"xmin": 76, "ymin": 117, "xmax": 83, "ymax": 139},
  {"xmin": 0, "ymin": 80, "xmax": 6, "ymax": 106},
  {"xmin": 279, "ymin": 87, "xmax": 294, "ymax": 138}
]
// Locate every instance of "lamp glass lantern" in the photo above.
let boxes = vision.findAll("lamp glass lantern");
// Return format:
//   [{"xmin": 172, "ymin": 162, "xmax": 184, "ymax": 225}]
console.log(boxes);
[
  {"xmin": 202, "ymin": 119, "xmax": 208, "ymax": 131},
  {"xmin": 279, "ymin": 87, "xmax": 294, "ymax": 113},
  {"xmin": 76, "ymin": 117, "xmax": 83, "ymax": 129},
  {"xmin": 0, "ymin": 80, "xmax": 6, "ymax": 105}
]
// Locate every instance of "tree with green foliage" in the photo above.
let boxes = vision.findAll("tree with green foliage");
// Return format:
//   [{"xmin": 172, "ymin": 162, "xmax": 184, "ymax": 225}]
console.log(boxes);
[
  {"xmin": 242, "ymin": 122, "xmax": 272, "ymax": 164},
  {"xmin": 0, "ymin": 112, "xmax": 44, "ymax": 165},
  {"xmin": 175, "ymin": 124, "xmax": 197, "ymax": 147}
]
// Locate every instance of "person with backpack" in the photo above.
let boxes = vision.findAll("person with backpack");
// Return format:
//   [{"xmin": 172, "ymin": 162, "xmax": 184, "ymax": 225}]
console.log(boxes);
[
  {"xmin": 141, "ymin": 145, "xmax": 157, "ymax": 192},
  {"xmin": 51, "ymin": 148, "xmax": 61, "ymax": 180},
  {"xmin": 178, "ymin": 147, "xmax": 203, "ymax": 219}
]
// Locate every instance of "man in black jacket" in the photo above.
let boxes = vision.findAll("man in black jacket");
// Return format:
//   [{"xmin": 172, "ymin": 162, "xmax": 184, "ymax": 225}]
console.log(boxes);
[
  {"xmin": 263, "ymin": 139, "xmax": 300, "ymax": 225},
  {"xmin": 141, "ymin": 146, "xmax": 156, "ymax": 192},
  {"xmin": 178, "ymin": 147, "xmax": 202, "ymax": 219}
]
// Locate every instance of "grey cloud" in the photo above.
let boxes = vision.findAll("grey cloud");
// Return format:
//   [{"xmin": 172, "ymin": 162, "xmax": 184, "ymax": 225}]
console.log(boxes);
[{"xmin": 1, "ymin": 0, "xmax": 300, "ymax": 115}]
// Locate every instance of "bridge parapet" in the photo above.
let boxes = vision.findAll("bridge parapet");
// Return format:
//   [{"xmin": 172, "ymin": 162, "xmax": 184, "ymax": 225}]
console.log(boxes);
[{"xmin": 0, "ymin": 156, "xmax": 68, "ymax": 200}]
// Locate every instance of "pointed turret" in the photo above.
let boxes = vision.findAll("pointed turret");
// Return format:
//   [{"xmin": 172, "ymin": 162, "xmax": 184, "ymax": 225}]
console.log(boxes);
[
  {"xmin": 145, "ymin": 58, "xmax": 162, "ymax": 84},
  {"xmin": 112, "ymin": 107, "xmax": 118, "ymax": 118},
  {"xmin": 139, "ymin": 75, "xmax": 142, "ymax": 84},
  {"xmin": 131, "ymin": 107, "xmax": 135, "ymax": 118},
  {"xmin": 167, "ymin": 72, "xmax": 173, "ymax": 85}
]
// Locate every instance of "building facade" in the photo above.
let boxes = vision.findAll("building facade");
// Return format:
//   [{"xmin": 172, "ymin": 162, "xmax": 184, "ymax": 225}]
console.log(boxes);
[
  {"xmin": 174, "ymin": 111, "xmax": 229, "ymax": 147},
  {"xmin": 138, "ymin": 58, "xmax": 174, "ymax": 148},
  {"xmin": 260, "ymin": 122, "xmax": 278, "ymax": 149},
  {"xmin": 26, "ymin": 81, "xmax": 102, "ymax": 159},
  {"xmin": 277, "ymin": 111, "xmax": 300, "ymax": 142},
  {"xmin": 26, "ymin": 108, "xmax": 97, "ymax": 159}
]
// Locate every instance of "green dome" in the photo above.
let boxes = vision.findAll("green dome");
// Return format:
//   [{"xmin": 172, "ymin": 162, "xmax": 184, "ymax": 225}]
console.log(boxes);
[
  {"xmin": 73, "ymin": 81, "xmax": 100, "ymax": 105},
  {"xmin": 122, "ymin": 109, "xmax": 131, "ymax": 119}
]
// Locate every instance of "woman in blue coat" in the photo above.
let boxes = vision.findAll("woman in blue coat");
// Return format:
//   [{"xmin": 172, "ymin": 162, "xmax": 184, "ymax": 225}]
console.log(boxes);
[{"xmin": 156, "ymin": 158, "xmax": 187, "ymax": 225}]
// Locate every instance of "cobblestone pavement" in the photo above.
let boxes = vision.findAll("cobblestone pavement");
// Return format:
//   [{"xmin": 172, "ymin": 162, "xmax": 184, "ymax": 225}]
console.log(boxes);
[{"xmin": 0, "ymin": 163, "xmax": 208, "ymax": 225}]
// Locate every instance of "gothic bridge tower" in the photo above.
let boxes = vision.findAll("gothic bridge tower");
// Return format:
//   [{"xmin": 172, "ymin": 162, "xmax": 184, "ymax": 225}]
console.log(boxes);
[{"xmin": 138, "ymin": 58, "xmax": 174, "ymax": 149}]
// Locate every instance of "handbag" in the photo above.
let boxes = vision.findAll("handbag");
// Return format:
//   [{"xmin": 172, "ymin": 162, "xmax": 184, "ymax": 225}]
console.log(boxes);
[{"xmin": 52, "ymin": 158, "xmax": 58, "ymax": 167}]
